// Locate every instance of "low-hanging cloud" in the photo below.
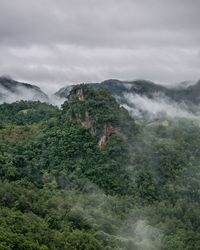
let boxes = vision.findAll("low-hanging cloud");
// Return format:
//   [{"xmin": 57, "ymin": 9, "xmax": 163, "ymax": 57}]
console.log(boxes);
[
  {"xmin": 0, "ymin": 84, "xmax": 48, "ymax": 104},
  {"xmin": 133, "ymin": 220, "xmax": 162, "ymax": 250},
  {"xmin": 123, "ymin": 92, "xmax": 200, "ymax": 120}
]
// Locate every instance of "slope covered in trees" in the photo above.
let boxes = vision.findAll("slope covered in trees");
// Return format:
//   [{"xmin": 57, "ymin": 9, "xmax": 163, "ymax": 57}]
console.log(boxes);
[{"xmin": 0, "ymin": 85, "xmax": 200, "ymax": 249}]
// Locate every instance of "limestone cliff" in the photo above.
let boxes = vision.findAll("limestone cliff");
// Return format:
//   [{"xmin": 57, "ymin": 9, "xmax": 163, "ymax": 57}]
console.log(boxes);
[
  {"xmin": 62, "ymin": 84, "xmax": 134, "ymax": 151},
  {"xmin": 98, "ymin": 123, "xmax": 118, "ymax": 150}
]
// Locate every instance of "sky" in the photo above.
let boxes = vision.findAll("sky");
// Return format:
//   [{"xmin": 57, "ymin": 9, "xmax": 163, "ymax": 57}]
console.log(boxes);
[{"xmin": 0, "ymin": 0, "xmax": 200, "ymax": 93}]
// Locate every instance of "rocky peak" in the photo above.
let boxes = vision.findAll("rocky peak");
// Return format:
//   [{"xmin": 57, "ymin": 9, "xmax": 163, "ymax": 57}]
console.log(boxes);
[
  {"xmin": 69, "ymin": 85, "xmax": 86, "ymax": 102},
  {"xmin": 62, "ymin": 84, "xmax": 133, "ymax": 150},
  {"xmin": 76, "ymin": 88, "xmax": 85, "ymax": 101}
]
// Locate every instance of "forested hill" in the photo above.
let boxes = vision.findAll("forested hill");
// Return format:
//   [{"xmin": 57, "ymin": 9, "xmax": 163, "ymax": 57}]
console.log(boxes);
[
  {"xmin": 55, "ymin": 79, "xmax": 200, "ymax": 106},
  {"xmin": 0, "ymin": 84, "xmax": 200, "ymax": 249}
]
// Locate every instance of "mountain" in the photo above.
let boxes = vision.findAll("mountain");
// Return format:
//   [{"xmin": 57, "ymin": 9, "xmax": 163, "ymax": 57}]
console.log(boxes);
[
  {"xmin": 1, "ymin": 76, "xmax": 200, "ymax": 120},
  {"xmin": 55, "ymin": 79, "xmax": 200, "ymax": 120},
  {"xmin": 0, "ymin": 76, "xmax": 49, "ymax": 104},
  {"xmin": 0, "ymin": 84, "xmax": 200, "ymax": 249},
  {"xmin": 55, "ymin": 79, "xmax": 200, "ymax": 104}
]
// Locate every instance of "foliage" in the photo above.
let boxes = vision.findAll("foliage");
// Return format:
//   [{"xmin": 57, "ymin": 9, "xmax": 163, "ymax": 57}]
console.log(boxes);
[{"xmin": 0, "ymin": 85, "xmax": 200, "ymax": 249}]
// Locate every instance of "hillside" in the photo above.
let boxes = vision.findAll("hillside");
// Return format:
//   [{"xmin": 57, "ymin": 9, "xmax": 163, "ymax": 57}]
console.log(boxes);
[
  {"xmin": 55, "ymin": 79, "xmax": 200, "ymax": 119},
  {"xmin": 0, "ymin": 85, "xmax": 200, "ymax": 249},
  {"xmin": 0, "ymin": 76, "xmax": 49, "ymax": 104},
  {"xmin": 55, "ymin": 79, "xmax": 200, "ymax": 105}
]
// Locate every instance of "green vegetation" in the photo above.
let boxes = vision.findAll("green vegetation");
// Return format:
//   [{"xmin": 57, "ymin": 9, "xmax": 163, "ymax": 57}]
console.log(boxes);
[{"xmin": 0, "ymin": 85, "xmax": 200, "ymax": 249}]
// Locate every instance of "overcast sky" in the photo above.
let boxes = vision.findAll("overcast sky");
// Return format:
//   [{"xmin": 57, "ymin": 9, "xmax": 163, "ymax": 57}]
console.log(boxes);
[{"xmin": 0, "ymin": 0, "xmax": 200, "ymax": 93}]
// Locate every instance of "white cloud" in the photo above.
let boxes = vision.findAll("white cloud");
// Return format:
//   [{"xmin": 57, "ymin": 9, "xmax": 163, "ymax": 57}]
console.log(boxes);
[{"xmin": 124, "ymin": 92, "xmax": 199, "ymax": 120}]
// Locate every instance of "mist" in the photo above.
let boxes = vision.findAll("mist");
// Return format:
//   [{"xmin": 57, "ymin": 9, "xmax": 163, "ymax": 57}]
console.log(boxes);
[
  {"xmin": 0, "ymin": 82, "xmax": 48, "ymax": 104},
  {"xmin": 123, "ymin": 92, "xmax": 199, "ymax": 120}
]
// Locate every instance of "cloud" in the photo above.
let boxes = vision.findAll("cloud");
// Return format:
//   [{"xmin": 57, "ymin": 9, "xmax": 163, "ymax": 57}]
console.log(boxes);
[
  {"xmin": 124, "ymin": 92, "xmax": 199, "ymax": 120},
  {"xmin": 0, "ymin": 0, "xmax": 199, "ymax": 92},
  {"xmin": 0, "ymin": 84, "xmax": 48, "ymax": 104},
  {"xmin": 133, "ymin": 220, "xmax": 162, "ymax": 250}
]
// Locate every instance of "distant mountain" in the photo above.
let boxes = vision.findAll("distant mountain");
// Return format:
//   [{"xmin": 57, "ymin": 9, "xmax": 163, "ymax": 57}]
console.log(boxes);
[
  {"xmin": 54, "ymin": 85, "xmax": 75, "ymax": 99},
  {"xmin": 176, "ymin": 80, "xmax": 197, "ymax": 89},
  {"xmin": 55, "ymin": 79, "xmax": 200, "ymax": 119},
  {"xmin": 1, "ymin": 77, "xmax": 200, "ymax": 119},
  {"xmin": 0, "ymin": 76, "xmax": 49, "ymax": 104},
  {"xmin": 55, "ymin": 79, "xmax": 200, "ymax": 105}
]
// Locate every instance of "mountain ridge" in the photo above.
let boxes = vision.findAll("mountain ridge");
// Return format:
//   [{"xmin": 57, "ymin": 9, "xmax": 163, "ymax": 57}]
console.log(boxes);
[
  {"xmin": 55, "ymin": 78, "xmax": 200, "ymax": 104},
  {"xmin": 1, "ymin": 76, "xmax": 200, "ymax": 105},
  {"xmin": 0, "ymin": 76, "xmax": 49, "ymax": 103},
  {"xmin": 1, "ymin": 77, "xmax": 200, "ymax": 120}
]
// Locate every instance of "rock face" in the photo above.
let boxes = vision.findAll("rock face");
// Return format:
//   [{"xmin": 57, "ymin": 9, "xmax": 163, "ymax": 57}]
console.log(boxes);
[
  {"xmin": 98, "ymin": 123, "xmax": 118, "ymax": 150},
  {"xmin": 81, "ymin": 119, "xmax": 94, "ymax": 129},
  {"xmin": 63, "ymin": 85, "xmax": 125, "ymax": 151},
  {"xmin": 76, "ymin": 88, "xmax": 85, "ymax": 101},
  {"xmin": 80, "ymin": 111, "xmax": 95, "ymax": 130},
  {"xmin": 0, "ymin": 76, "xmax": 49, "ymax": 103},
  {"xmin": 68, "ymin": 85, "xmax": 86, "ymax": 102}
]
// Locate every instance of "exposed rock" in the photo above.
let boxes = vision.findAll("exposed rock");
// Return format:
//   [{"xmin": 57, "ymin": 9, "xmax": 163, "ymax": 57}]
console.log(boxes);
[
  {"xmin": 76, "ymin": 111, "xmax": 92, "ymax": 128},
  {"xmin": 104, "ymin": 123, "xmax": 118, "ymax": 136},
  {"xmin": 81, "ymin": 119, "xmax": 94, "ymax": 129},
  {"xmin": 98, "ymin": 123, "xmax": 118, "ymax": 150},
  {"xmin": 76, "ymin": 88, "xmax": 85, "ymax": 101},
  {"xmin": 98, "ymin": 135, "xmax": 107, "ymax": 150},
  {"xmin": 66, "ymin": 85, "xmax": 119, "ymax": 149},
  {"xmin": 69, "ymin": 87, "xmax": 85, "ymax": 102},
  {"xmin": 75, "ymin": 111, "xmax": 96, "ymax": 135}
]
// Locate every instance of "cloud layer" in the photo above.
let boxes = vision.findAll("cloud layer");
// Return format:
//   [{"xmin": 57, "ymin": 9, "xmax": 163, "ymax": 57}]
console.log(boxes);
[
  {"xmin": 0, "ymin": 0, "xmax": 200, "ymax": 93},
  {"xmin": 123, "ymin": 93, "xmax": 199, "ymax": 120}
]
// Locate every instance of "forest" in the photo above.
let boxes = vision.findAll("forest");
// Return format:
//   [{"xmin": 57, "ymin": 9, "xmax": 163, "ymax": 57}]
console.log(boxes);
[{"xmin": 0, "ymin": 85, "xmax": 200, "ymax": 250}]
